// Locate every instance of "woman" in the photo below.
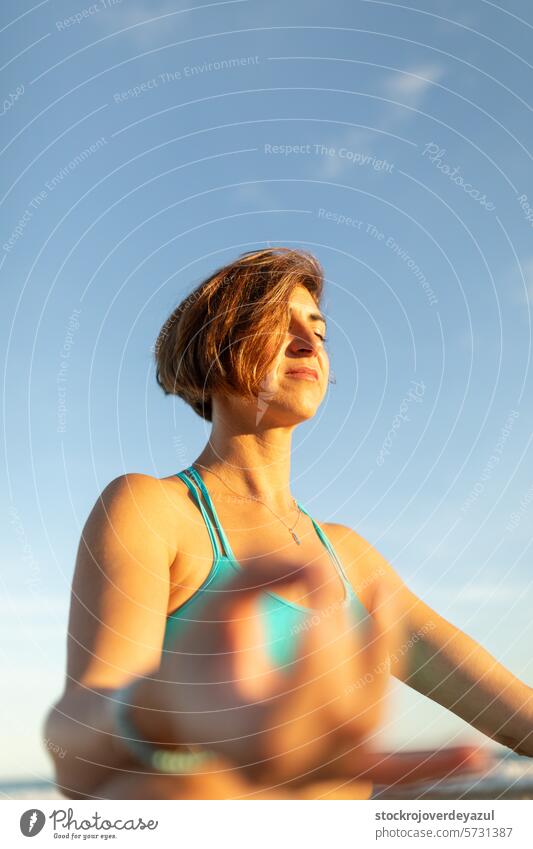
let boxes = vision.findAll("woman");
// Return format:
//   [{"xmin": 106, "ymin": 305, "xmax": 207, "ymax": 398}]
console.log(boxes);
[{"xmin": 44, "ymin": 248, "xmax": 530, "ymax": 800}]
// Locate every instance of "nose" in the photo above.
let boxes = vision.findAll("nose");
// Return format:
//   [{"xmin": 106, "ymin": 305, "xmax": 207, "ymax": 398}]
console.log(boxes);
[{"xmin": 287, "ymin": 327, "xmax": 322, "ymax": 356}]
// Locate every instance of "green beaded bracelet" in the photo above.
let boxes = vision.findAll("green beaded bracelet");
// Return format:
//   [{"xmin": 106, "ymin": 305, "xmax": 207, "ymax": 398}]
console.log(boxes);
[{"xmin": 112, "ymin": 683, "xmax": 217, "ymax": 774}]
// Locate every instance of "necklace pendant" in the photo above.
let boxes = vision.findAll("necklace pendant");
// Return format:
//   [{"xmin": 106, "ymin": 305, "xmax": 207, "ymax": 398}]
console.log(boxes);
[{"xmin": 291, "ymin": 529, "xmax": 301, "ymax": 545}]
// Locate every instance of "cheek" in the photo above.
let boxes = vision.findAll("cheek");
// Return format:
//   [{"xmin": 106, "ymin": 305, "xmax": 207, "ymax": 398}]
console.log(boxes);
[{"xmin": 258, "ymin": 363, "xmax": 281, "ymax": 395}]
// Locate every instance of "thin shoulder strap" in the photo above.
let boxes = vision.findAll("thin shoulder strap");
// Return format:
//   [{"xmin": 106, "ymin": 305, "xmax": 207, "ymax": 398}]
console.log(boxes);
[
  {"xmin": 297, "ymin": 502, "xmax": 352, "ymax": 586},
  {"xmin": 175, "ymin": 469, "xmax": 222, "ymax": 559},
  {"xmin": 183, "ymin": 466, "xmax": 235, "ymax": 560}
]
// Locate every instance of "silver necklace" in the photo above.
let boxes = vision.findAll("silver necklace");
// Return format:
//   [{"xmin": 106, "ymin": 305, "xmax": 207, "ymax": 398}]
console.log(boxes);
[{"xmin": 192, "ymin": 462, "xmax": 302, "ymax": 545}]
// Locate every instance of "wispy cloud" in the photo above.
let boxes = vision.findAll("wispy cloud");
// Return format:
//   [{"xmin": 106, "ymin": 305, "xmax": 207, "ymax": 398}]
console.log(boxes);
[
  {"xmin": 381, "ymin": 63, "xmax": 446, "ymax": 108},
  {"xmin": 312, "ymin": 65, "xmax": 445, "ymax": 179},
  {"xmin": 232, "ymin": 181, "xmax": 280, "ymax": 205},
  {"xmin": 92, "ymin": 0, "xmax": 212, "ymax": 48},
  {"xmin": 506, "ymin": 255, "xmax": 533, "ymax": 312},
  {"xmin": 312, "ymin": 127, "xmax": 377, "ymax": 179},
  {"xmin": 435, "ymin": 582, "xmax": 521, "ymax": 604}
]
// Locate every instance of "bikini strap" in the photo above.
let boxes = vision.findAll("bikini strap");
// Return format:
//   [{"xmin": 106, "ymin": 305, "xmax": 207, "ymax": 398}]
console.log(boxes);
[
  {"xmin": 297, "ymin": 502, "xmax": 353, "ymax": 588},
  {"xmin": 175, "ymin": 469, "xmax": 222, "ymax": 559},
  {"xmin": 181, "ymin": 466, "xmax": 351, "ymax": 588},
  {"xmin": 183, "ymin": 466, "xmax": 235, "ymax": 560}
]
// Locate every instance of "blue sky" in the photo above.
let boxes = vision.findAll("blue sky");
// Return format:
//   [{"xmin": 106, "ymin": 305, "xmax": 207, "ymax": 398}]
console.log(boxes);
[{"xmin": 1, "ymin": 0, "xmax": 533, "ymax": 781}]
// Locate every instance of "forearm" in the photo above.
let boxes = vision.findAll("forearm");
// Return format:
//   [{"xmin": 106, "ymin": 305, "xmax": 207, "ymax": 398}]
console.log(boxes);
[
  {"xmin": 46, "ymin": 678, "xmax": 374, "ymax": 801},
  {"xmin": 43, "ymin": 672, "xmax": 183, "ymax": 799},
  {"xmin": 395, "ymin": 604, "xmax": 533, "ymax": 756}
]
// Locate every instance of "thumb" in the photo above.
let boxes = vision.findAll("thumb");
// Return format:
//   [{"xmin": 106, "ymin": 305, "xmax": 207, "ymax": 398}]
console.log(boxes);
[
  {"xmin": 222, "ymin": 555, "xmax": 339, "ymax": 606},
  {"xmin": 223, "ymin": 557, "xmax": 343, "ymax": 700}
]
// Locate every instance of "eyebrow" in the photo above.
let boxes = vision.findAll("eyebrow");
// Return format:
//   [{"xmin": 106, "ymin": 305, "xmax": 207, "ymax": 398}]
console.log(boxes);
[
  {"xmin": 289, "ymin": 306, "xmax": 327, "ymax": 327},
  {"xmin": 308, "ymin": 311, "xmax": 327, "ymax": 326}
]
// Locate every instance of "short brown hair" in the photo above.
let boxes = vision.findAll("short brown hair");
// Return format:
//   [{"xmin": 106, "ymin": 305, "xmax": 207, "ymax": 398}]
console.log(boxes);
[{"xmin": 154, "ymin": 247, "xmax": 324, "ymax": 421}]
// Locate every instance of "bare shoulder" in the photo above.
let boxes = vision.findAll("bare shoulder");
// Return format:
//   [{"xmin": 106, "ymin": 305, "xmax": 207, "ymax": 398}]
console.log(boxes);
[
  {"xmin": 90, "ymin": 472, "xmax": 187, "ymax": 560},
  {"xmin": 103, "ymin": 470, "xmax": 180, "ymax": 497},
  {"xmin": 321, "ymin": 521, "xmax": 406, "ymax": 610},
  {"xmin": 98, "ymin": 471, "xmax": 182, "ymax": 514},
  {"xmin": 67, "ymin": 472, "xmax": 190, "ymax": 685}
]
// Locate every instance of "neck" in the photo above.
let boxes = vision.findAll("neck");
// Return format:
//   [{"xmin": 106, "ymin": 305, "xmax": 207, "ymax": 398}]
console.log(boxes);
[{"xmin": 193, "ymin": 409, "xmax": 295, "ymax": 511}]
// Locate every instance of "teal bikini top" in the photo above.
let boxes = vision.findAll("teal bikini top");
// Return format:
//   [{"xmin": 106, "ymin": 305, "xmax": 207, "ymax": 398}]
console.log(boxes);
[{"xmin": 163, "ymin": 465, "xmax": 370, "ymax": 667}]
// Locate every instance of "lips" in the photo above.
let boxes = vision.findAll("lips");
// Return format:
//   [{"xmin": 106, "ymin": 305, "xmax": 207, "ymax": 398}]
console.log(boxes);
[{"xmin": 286, "ymin": 367, "xmax": 319, "ymax": 380}]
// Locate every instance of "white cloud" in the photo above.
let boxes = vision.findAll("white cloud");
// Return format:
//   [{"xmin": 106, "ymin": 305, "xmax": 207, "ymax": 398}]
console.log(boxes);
[
  {"xmin": 382, "ymin": 63, "xmax": 445, "ymax": 105},
  {"xmin": 93, "ymin": 0, "xmax": 201, "ymax": 48},
  {"xmin": 435, "ymin": 582, "xmax": 520, "ymax": 604},
  {"xmin": 312, "ymin": 65, "xmax": 446, "ymax": 179},
  {"xmin": 506, "ymin": 255, "xmax": 533, "ymax": 312},
  {"xmin": 233, "ymin": 182, "xmax": 278, "ymax": 204},
  {"xmin": 366, "ymin": 63, "xmax": 447, "ymax": 138},
  {"xmin": 312, "ymin": 128, "xmax": 375, "ymax": 179}
]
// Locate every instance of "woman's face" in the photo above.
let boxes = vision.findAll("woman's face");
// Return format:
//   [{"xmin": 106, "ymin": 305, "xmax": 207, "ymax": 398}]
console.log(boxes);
[{"xmin": 215, "ymin": 284, "xmax": 330, "ymax": 428}]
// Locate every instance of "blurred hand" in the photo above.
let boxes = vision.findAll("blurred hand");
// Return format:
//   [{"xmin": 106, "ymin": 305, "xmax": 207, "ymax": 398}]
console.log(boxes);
[{"xmin": 158, "ymin": 557, "xmax": 491, "ymax": 789}]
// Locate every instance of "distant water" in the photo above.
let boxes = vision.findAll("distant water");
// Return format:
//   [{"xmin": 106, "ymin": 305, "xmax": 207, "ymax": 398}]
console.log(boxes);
[
  {"xmin": 373, "ymin": 752, "xmax": 533, "ymax": 800},
  {"xmin": 0, "ymin": 780, "xmax": 63, "ymax": 800},
  {"xmin": 1, "ymin": 755, "xmax": 532, "ymax": 799}
]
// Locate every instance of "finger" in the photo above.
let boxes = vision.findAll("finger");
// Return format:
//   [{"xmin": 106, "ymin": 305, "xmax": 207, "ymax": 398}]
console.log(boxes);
[
  {"xmin": 226, "ymin": 591, "xmax": 283, "ymax": 700},
  {"xmin": 231, "ymin": 570, "xmax": 364, "ymax": 774},
  {"xmin": 310, "ymin": 587, "xmax": 398, "ymax": 740},
  {"xmin": 266, "ymin": 600, "xmax": 380, "ymax": 759},
  {"xmin": 358, "ymin": 745, "xmax": 492, "ymax": 786},
  {"xmin": 223, "ymin": 558, "xmax": 339, "ymax": 700},
  {"xmin": 282, "ymin": 578, "xmax": 400, "ymax": 740},
  {"xmin": 224, "ymin": 555, "xmax": 351, "ymax": 679},
  {"xmin": 297, "ymin": 606, "xmax": 370, "ymax": 728},
  {"xmin": 347, "ymin": 585, "xmax": 408, "ymax": 729},
  {"xmin": 222, "ymin": 557, "xmax": 326, "ymax": 604},
  {"xmin": 310, "ymin": 744, "xmax": 492, "ymax": 787}
]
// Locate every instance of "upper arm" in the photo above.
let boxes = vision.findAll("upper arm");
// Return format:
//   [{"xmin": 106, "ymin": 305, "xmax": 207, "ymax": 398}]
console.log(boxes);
[
  {"xmin": 65, "ymin": 473, "xmax": 178, "ymax": 691},
  {"xmin": 324, "ymin": 522, "xmax": 414, "ymax": 614},
  {"xmin": 326, "ymin": 522, "xmax": 474, "ymax": 676},
  {"xmin": 325, "ymin": 522, "xmax": 444, "ymax": 680}
]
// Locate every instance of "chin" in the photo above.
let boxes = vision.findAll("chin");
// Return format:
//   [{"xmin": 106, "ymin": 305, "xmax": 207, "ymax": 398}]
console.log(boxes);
[{"xmin": 261, "ymin": 398, "xmax": 321, "ymax": 426}]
